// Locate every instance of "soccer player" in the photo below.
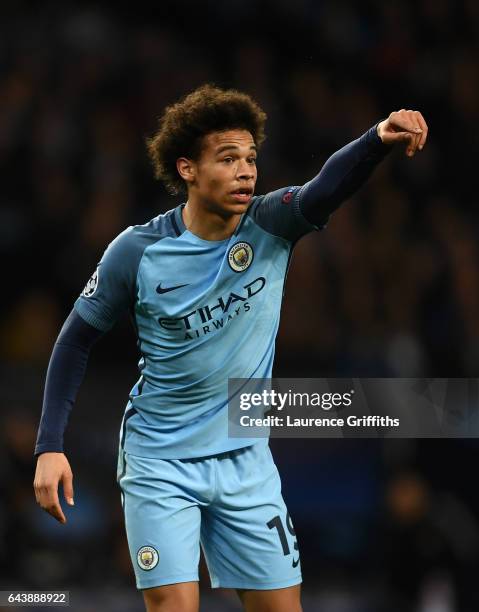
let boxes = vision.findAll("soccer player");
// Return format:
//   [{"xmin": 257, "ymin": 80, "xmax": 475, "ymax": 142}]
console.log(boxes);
[{"xmin": 33, "ymin": 85, "xmax": 428, "ymax": 611}]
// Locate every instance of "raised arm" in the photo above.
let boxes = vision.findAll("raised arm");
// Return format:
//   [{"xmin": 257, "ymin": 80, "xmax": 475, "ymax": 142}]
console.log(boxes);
[{"xmin": 300, "ymin": 109, "xmax": 429, "ymax": 227}]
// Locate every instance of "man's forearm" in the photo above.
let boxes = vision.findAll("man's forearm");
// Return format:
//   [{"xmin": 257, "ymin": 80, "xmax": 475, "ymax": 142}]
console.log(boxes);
[
  {"xmin": 299, "ymin": 124, "xmax": 392, "ymax": 227},
  {"xmin": 34, "ymin": 309, "xmax": 103, "ymax": 456}
]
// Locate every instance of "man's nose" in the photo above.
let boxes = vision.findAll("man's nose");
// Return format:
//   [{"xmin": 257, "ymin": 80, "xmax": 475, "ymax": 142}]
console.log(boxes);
[{"xmin": 237, "ymin": 160, "xmax": 255, "ymax": 179}]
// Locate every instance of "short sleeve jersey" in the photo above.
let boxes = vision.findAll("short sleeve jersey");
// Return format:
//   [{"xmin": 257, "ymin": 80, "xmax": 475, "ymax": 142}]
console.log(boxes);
[{"xmin": 75, "ymin": 187, "xmax": 317, "ymax": 459}]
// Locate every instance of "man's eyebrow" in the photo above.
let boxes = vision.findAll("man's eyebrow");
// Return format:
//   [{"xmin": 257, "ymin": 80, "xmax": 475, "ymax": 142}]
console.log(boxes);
[{"xmin": 215, "ymin": 144, "xmax": 257, "ymax": 155}]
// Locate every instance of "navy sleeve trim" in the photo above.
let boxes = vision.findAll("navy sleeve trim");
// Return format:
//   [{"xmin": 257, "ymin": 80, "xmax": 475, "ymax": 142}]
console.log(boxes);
[{"xmin": 74, "ymin": 299, "xmax": 113, "ymax": 332}]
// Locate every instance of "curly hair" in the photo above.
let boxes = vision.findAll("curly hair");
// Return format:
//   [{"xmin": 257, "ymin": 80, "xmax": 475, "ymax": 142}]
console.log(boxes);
[{"xmin": 146, "ymin": 84, "xmax": 267, "ymax": 195}]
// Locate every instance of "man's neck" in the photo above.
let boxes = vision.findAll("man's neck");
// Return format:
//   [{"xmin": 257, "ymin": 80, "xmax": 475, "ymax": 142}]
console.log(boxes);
[{"xmin": 182, "ymin": 200, "xmax": 241, "ymax": 241}]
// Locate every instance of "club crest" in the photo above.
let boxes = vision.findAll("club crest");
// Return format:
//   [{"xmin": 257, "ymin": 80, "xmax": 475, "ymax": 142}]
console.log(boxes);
[
  {"xmin": 137, "ymin": 545, "xmax": 159, "ymax": 571},
  {"xmin": 228, "ymin": 241, "xmax": 254, "ymax": 273}
]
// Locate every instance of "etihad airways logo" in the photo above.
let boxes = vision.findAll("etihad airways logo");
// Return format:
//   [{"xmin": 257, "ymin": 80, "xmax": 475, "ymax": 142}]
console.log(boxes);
[{"xmin": 158, "ymin": 276, "xmax": 266, "ymax": 340}]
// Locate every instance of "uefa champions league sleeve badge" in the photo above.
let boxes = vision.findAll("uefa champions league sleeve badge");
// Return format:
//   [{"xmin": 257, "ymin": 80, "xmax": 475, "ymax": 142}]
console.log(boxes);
[{"xmin": 81, "ymin": 267, "xmax": 99, "ymax": 298}]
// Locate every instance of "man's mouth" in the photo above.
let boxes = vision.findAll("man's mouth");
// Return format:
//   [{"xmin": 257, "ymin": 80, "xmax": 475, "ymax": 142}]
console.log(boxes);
[{"xmin": 230, "ymin": 187, "xmax": 254, "ymax": 203}]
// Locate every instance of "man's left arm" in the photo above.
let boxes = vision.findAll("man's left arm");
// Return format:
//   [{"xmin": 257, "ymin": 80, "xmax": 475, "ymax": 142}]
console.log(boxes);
[
  {"xmin": 300, "ymin": 109, "xmax": 429, "ymax": 227},
  {"xmin": 250, "ymin": 110, "xmax": 428, "ymax": 241}
]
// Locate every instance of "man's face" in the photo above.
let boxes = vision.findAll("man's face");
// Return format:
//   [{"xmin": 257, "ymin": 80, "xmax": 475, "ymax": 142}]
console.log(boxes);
[{"xmin": 186, "ymin": 129, "xmax": 257, "ymax": 216}]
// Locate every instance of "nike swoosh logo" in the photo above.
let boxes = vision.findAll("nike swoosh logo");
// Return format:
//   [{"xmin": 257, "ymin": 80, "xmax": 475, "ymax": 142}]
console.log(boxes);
[
  {"xmin": 156, "ymin": 282, "xmax": 189, "ymax": 294},
  {"xmin": 292, "ymin": 557, "xmax": 300, "ymax": 568}
]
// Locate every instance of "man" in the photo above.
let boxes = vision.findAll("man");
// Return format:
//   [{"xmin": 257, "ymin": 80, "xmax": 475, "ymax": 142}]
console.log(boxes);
[{"xmin": 33, "ymin": 84, "xmax": 428, "ymax": 611}]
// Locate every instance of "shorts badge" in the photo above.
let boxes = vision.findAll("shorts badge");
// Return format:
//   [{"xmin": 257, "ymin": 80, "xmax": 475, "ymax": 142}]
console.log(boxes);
[{"xmin": 137, "ymin": 545, "xmax": 159, "ymax": 571}]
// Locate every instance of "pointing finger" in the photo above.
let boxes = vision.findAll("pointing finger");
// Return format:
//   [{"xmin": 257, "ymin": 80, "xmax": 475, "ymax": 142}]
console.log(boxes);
[
  {"xmin": 407, "ymin": 110, "xmax": 421, "ymax": 157},
  {"xmin": 414, "ymin": 111, "xmax": 429, "ymax": 150},
  {"xmin": 47, "ymin": 501, "xmax": 66, "ymax": 524},
  {"xmin": 38, "ymin": 485, "xmax": 66, "ymax": 523}
]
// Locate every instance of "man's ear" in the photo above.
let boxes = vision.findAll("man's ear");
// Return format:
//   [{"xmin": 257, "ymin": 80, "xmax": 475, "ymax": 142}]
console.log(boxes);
[{"xmin": 177, "ymin": 158, "xmax": 196, "ymax": 184}]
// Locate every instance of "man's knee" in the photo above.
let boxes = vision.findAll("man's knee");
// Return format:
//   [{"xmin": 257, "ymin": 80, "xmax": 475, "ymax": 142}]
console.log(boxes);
[
  {"xmin": 142, "ymin": 581, "xmax": 199, "ymax": 612},
  {"xmin": 237, "ymin": 584, "xmax": 302, "ymax": 612}
]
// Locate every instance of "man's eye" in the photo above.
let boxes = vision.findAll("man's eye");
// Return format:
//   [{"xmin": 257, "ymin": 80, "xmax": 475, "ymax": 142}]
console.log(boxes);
[
  {"xmin": 248, "ymin": 158, "xmax": 257, "ymax": 164},
  {"xmin": 222, "ymin": 157, "xmax": 234, "ymax": 163}
]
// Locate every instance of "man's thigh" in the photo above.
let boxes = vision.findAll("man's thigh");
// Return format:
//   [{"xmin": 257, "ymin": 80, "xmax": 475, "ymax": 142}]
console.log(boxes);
[
  {"xmin": 118, "ymin": 450, "xmax": 203, "ymax": 590},
  {"xmin": 200, "ymin": 442, "xmax": 302, "ymax": 591}
]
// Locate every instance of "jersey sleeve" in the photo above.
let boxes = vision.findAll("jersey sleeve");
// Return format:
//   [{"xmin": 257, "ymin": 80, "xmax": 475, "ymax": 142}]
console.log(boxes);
[
  {"xmin": 74, "ymin": 227, "xmax": 140, "ymax": 331},
  {"xmin": 34, "ymin": 309, "xmax": 104, "ymax": 456},
  {"xmin": 250, "ymin": 124, "xmax": 392, "ymax": 242},
  {"xmin": 248, "ymin": 186, "xmax": 319, "ymax": 243},
  {"xmin": 299, "ymin": 124, "xmax": 392, "ymax": 227}
]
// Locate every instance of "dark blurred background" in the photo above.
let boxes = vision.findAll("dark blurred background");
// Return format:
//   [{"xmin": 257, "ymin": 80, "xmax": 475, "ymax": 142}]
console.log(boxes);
[{"xmin": 1, "ymin": 1, "xmax": 479, "ymax": 610}]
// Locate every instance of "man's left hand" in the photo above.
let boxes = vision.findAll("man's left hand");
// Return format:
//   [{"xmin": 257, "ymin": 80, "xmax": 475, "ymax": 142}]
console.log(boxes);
[{"xmin": 377, "ymin": 109, "xmax": 428, "ymax": 157}]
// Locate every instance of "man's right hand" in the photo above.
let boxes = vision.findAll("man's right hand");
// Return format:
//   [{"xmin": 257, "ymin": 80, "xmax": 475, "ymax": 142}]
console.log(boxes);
[{"xmin": 33, "ymin": 452, "xmax": 74, "ymax": 524}]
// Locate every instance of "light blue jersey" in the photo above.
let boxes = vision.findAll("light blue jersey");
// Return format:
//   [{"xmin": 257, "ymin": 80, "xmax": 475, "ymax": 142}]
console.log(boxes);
[{"xmin": 75, "ymin": 186, "xmax": 317, "ymax": 458}]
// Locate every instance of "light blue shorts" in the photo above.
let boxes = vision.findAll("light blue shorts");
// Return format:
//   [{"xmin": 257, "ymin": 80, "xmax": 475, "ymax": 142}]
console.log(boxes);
[{"xmin": 117, "ymin": 440, "xmax": 302, "ymax": 590}]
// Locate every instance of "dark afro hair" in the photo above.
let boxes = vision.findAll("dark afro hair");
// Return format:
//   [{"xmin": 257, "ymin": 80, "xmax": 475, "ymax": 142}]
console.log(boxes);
[{"xmin": 146, "ymin": 84, "xmax": 267, "ymax": 195}]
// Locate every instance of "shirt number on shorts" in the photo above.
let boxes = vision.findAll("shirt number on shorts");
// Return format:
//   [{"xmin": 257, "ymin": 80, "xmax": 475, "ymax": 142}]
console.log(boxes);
[{"xmin": 267, "ymin": 512, "xmax": 300, "ymax": 567}]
